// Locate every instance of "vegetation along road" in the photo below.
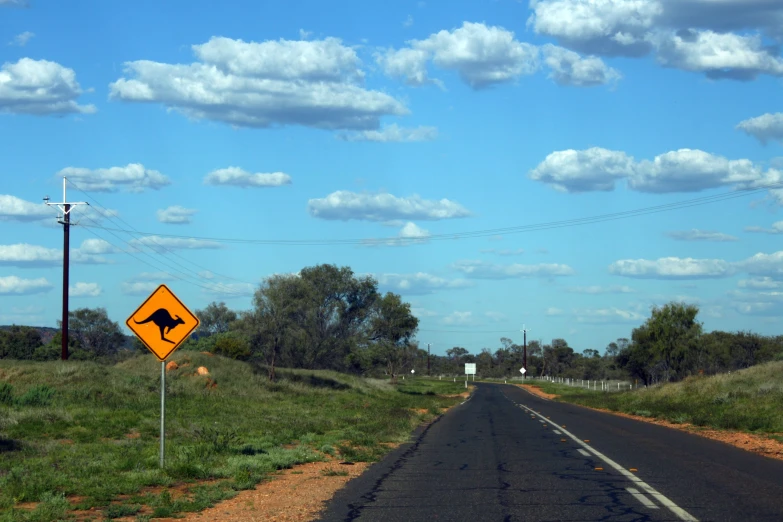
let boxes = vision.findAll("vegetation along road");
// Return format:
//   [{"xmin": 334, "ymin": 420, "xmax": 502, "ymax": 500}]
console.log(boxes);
[{"xmin": 320, "ymin": 382, "xmax": 783, "ymax": 522}]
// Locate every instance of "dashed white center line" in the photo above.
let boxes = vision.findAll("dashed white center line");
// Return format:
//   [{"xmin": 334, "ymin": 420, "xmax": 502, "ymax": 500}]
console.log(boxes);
[
  {"xmin": 516, "ymin": 402, "xmax": 698, "ymax": 521},
  {"xmin": 577, "ymin": 449, "xmax": 590, "ymax": 457},
  {"xmin": 553, "ymin": 430, "xmax": 562, "ymax": 434},
  {"xmin": 627, "ymin": 487, "xmax": 659, "ymax": 509}
]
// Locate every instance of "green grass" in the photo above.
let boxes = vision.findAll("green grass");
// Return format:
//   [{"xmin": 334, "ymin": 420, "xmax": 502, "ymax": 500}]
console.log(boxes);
[
  {"xmin": 0, "ymin": 355, "xmax": 466, "ymax": 521},
  {"xmin": 524, "ymin": 362, "xmax": 783, "ymax": 435}
]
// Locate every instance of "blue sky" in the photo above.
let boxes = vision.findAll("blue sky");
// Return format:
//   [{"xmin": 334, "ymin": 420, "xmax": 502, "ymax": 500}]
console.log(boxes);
[{"xmin": 2, "ymin": 0, "xmax": 783, "ymax": 357}]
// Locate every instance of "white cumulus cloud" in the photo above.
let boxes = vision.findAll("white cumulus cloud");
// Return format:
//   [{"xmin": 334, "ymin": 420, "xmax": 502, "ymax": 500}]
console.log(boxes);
[
  {"xmin": 541, "ymin": 44, "xmax": 622, "ymax": 86},
  {"xmin": 157, "ymin": 206, "xmax": 198, "ymax": 224},
  {"xmin": 0, "ymin": 241, "xmax": 114, "ymax": 267},
  {"xmin": 575, "ymin": 307, "xmax": 645, "ymax": 323},
  {"xmin": 338, "ymin": 124, "xmax": 438, "ymax": 142},
  {"xmin": 57, "ymin": 164, "xmax": 170, "ymax": 193},
  {"xmin": 121, "ymin": 281, "xmax": 160, "ymax": 296},
  {"xmin": 129, "ymin": 236, "xmax": 223, "ymax": 253},
  {"xmin": 608, "ymin": 257, "xmax": 734, "ymax": 278},
  {"xmin": 528, "ymin": 0, "xmax": 783, "ymax": 79},
  {"xmin": 204, "ymin": 167, "xmax": 292, "ymax": 188},
  {"xmin": 0, "ymin": 194, "xmax": 52, "ymax": 222},
  {"xmin": 666, "ymin": 229, "xmax": 738, "ymax": 242},
  {"xmin": 452, "ymin": 260, "xmax": 575, "ymax": 279},
  {"xmin": 0, "ymin": 58, "xmax": 95, "ymax": 115},
  {"xmin": 364, "ymin": 222, "xmax": 432, "ymax": 247},
  {"xmin": 378, "ymin": 22, "xmax": 540, "ymax": 89},
  {"xmin": 528, "ymin": 0, "xmax": 661, "ymax": 57},
  {"xmin": 530, "ymin": 147, "xmax": 770, "ymax": 195},
  {"xmin": 630, "ymin": 149, "xmax": 761, "ymax": 192},
  {"xmin": 441, "ymin": 311, "xmax": 474, "ymax": 326},
  {"xmin": 736, "ymin": 251, "xmax": 783, "ymax": 279},
  {"xmin": 109, "ymin": 36, "xmax": 408, "ymax": 130},
  {"xmin": 529, "ymin": 147, "xmax": 635, "ymax": 192},
  {"xmin": 10, "ymin": 31, "xmax": 34, "ymax": 46},
  {"xmin": 0, "ymin": 275, "xmax": 52, "ymax": 295},
  {"xmin": 375, "ymin": 272, "xmax": 472, "ymax": 295},
  {"xmin": 69, "ymin": 282, "xmax": 101, "ymax": 297},
  {"xmin": 736, "ymin": 113, "xmax": 783, "ymax": 145},
  {"xmin": 308, "ymin": 191, "xmax": 471, "ymax": 221},
  {"xmin": 653, "ymin": 29, "xmax": 783, "ymax": 80},
  {"xmin": 738, "ymin": 277, "xmax": 783, "ymax": 290}
]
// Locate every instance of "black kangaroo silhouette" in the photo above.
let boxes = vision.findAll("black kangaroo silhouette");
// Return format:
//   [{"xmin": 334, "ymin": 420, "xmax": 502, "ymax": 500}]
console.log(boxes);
[{"xmin": 134, "ymin": 308, "xmax": 185, "ymax": 344}]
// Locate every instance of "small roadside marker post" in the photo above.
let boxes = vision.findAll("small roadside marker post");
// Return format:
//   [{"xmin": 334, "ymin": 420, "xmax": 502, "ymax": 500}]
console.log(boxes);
[{"xmin": 126, "ymin": 284, "xmax": 199, "ymax": 468}]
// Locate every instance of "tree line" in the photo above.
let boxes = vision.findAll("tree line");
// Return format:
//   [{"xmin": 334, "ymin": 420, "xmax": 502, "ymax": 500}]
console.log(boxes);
[{"xmin": 2, "ymin": 264, "xmax": 781, "ymax": 385}]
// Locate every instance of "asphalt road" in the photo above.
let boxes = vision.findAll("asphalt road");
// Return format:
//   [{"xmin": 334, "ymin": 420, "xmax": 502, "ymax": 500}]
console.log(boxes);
[{"xmin": 318, "ymin": 382, "xmax": 783, "ymax": 522}]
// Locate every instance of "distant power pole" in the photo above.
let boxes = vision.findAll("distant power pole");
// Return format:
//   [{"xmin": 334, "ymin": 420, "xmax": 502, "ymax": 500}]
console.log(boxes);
[
  {"xmin": 45, "ymin": 177, "xmax": 88, "ymax": 361},
  {"xmin": 427, "ymin": 343, "xmax": 431, "ymax": 376},
  {"xmin": 521, "ymin": 325, "xmax": 530, "ymax": 380}
]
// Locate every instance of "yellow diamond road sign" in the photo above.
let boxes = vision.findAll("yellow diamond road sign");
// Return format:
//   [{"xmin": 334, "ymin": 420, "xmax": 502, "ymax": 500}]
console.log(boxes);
[{"xmin": 126, "ymin": 284, "xmax": 199, "ymax": 361}]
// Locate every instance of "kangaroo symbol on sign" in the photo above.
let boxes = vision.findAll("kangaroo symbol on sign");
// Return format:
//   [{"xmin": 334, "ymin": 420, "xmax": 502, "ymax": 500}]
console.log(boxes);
[{"xmin": 134, "ymin": 308, "xmax": 185, "ymax": 344}]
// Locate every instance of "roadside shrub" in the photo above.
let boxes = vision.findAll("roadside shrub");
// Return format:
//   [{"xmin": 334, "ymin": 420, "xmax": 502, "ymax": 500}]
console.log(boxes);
[
  {"xmin": 32, "ymin": 343, "xmax": 60, "ymax": 361},
  {"xmin": 16, "ymin": 384, "xmax": 56, "ymax": 407},
  {"xmin": 0, "ymin": 382, "xmax": 13, "ymax": 405},
  {"xmin": 211, "ymin": 332, "xmax": 251, "ymax": 360}
]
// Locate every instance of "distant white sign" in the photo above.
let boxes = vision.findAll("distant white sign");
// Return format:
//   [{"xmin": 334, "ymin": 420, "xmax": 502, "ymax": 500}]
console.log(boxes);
[
  {"xmin": 465, "ymin": 363, "xmax": 476, "ymax": 375},
  {"xmin": 411, "ymin": 369, "xmax": 415, "ymax": 374},
  {"xmin": 520, "ymin": 367, "xmax": 526, "ymax": 374}
]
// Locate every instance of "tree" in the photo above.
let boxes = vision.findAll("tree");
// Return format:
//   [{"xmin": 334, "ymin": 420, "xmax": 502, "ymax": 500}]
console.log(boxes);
[
  {"xmin": 446, "ymin": 347, "xmax": 469, "ymax": 360},
  {"xmin": 244, "ymin": 274, "xmax": 310, "ymax": 381},
  {"xmin": 617, "ymin": 324, "xmax": 656, "ymax": 385},
  {"xmin": 645, "ymin": 302, "xmax": 702, "ymax": 382},
  {"xmin": 583, "ymin": 349, "xmax": 600, "ymax": 358},
  {"xmin": 295, "ymin": 265, "xmax": 379, "ymax": 370},
  {"xmin": 195, "ymin": 301, "xmax": 238, "ymax": 337},
  {"xmin": 61, "ymin": 308, "xmax": 125, "ymax": 358},
  {"xmin": 368, "ymin": 292, "xmax": 419, "ymax": 383},
  {"xmin": 0, "ymin": 326, "xmax": 43, "ymax": 360}
]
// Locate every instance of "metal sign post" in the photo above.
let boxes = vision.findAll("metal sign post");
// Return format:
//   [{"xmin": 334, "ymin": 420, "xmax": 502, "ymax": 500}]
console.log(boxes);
[{"xmin": 160, "ymin": 361, "xmax": 165, "ymax": 467}]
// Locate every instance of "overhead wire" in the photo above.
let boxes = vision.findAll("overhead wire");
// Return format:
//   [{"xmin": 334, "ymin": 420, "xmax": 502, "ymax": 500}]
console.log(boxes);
[
  {"xmin": 67, "ymin": 179, "xmax": 255, "ymax": 297},
  {"xmin": 76, "ymin": 181, "xmax": 783, "ymax": 245},
  {"xmin": 75, "ymin": 212, "xmax": 252, "ymax": 296}
]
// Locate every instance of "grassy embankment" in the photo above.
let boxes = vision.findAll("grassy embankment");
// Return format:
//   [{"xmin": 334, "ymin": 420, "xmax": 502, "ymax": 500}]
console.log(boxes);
[
  {"xmin": 0, "ymin": 352, "xmax": 468, "ymax": 522},
  {"xmin": 520, "ymin": 361, "xmax": 783, "ymax": 439}
]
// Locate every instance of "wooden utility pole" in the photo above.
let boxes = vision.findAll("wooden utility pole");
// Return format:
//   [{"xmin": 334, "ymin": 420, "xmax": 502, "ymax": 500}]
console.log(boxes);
[
  {"xmin": 427, "ymin": 342, "xmax": 431, "ymax": 376},
  {"xmin": 45, "ymin": 177, "xmax": 88, "ymax": 361}
]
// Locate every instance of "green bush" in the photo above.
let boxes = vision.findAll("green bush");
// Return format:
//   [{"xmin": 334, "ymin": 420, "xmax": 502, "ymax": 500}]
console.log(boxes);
[
  {"xmin": 32, "ymin": 344, "xmax": 60, "ymax": 362},
  {"xmin": 16, "ymin": 385, "xmax": 56, "ymax": 407},
  {"xmin": 0, "ymin": 382, "xmax": 13, "ymax": 405},
  {"xmin": 211, "ymin": 332, "xmax": 251, "ymax": 360}
]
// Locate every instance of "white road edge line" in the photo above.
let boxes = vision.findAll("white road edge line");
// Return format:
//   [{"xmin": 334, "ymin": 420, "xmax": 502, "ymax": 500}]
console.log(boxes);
[
  {"xmin": 518, "ymin": 403, "xmax": 698, "ymax": 522},
  {"xmin": 627, "ymin": 487, "xmax": 659, "ymax": 510}
]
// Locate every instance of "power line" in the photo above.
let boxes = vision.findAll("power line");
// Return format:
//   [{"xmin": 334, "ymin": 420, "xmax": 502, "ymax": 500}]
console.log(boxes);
[
  {"xmin": 76, "ymin": 213, "xmax": 251, "ymax": 297},
  {"xmin": 67, "ymin": 179, "xmax": 256, "ymax": 296},
  {"xmin": 77, "ymin": 182, "xmax": 783, "ymax": 246}
]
